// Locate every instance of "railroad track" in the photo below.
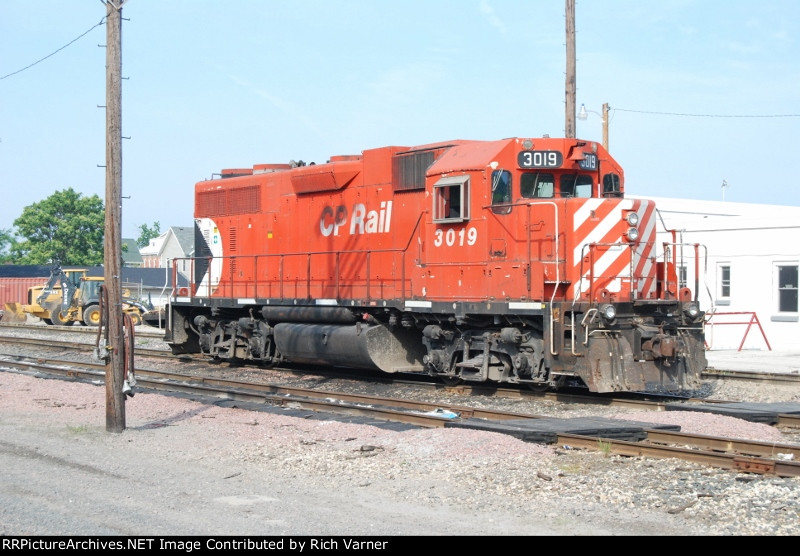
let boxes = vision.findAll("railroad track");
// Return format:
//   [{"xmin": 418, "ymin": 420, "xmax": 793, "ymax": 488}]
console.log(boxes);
[
  {"xmin": 0, "ymin": 332, "xmax": 753, "ymax": 412},
  {"xmin": 2, "ymin": 350, "xmax": 799, "ymax": 478},
  {"xmin": 6, "ymin": 321, "xmax": 797, "ymax": 387},
  {"xmin": 2, "ymin": 330, "xmax": 800, "ymax": 427},
  {"xmin": 703, "ymin": 368, "xmax": 800, "ymax": 384},
  {"xmin": 0, "ymin": 321, "xmax": 166, "ymax": 337}
]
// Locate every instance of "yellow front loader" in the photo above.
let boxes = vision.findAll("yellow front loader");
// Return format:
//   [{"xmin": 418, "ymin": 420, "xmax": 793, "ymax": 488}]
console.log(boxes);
[
  {"xmin": 2, "ymin": 265, "xmax": 145, "ymax": 326},
  {"xmin": 2, "ymin": 267, "xmax": 87, "ymax": 325}
]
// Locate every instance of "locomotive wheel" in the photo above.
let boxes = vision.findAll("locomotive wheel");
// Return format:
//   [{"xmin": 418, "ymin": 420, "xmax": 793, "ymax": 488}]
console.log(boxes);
[
  {"xmin": 440, "ymin": 376, "xmax": 463, "ymax": 387},
  {"xmin": 83, "ymin": 305, "xmax": 102, "ymax": 326}
]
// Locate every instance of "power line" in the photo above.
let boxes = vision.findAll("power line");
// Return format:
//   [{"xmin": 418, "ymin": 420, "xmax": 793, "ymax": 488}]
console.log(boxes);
[
  {"xmin": 0, "ymin": 18, "xmax": 106, "ymax": 81},
  {"xmin": 614, "ymin": 107, "xmax": 800, "ymax": 118}
]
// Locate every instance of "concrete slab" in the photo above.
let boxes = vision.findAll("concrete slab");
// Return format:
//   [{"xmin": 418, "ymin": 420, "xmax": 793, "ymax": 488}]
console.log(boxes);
[{"xmin": 705, "ymin": 349, "xmax": 800, "ymax": 375}]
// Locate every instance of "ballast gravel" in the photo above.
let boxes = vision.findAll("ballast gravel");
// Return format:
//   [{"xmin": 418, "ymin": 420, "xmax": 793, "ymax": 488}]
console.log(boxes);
[{"xmin": 0, "ymin": 324, "xmax": 798, "ymax": 536}]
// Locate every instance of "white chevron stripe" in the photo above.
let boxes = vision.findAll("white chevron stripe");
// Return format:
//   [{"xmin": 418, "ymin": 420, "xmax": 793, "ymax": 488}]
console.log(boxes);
[{"xmin": 572, "ymin": 199, "xmax": 633, "ymax": 263}]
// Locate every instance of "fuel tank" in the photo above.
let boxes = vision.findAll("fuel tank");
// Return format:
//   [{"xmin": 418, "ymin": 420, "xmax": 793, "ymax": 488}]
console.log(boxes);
[{"xmin": 273, "ymin": 322, "xmax": 425, "ymax": 373}]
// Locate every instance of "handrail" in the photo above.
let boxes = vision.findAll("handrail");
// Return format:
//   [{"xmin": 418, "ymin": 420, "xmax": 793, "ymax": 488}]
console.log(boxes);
[{"xmin": 172, "ymin": 245, "xmax": 411, "ymax": 302}]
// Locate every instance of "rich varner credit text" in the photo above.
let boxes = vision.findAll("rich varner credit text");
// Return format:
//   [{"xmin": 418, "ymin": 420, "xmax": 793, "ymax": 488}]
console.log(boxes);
[{"xmin": 3, "ymin": 538, "xmax": 389, "ymax": 551}]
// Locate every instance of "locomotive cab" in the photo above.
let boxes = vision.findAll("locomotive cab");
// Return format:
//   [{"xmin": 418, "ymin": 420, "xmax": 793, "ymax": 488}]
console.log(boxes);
[{"xmin": 415, "ymin": 138, "xmax": 705, "ymax": 392}]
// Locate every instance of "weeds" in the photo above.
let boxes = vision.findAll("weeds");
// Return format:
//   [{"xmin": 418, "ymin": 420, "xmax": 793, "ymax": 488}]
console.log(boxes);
[{"xmin": 597, "ymin": 439, "xmax": 612, "ymax": 457}]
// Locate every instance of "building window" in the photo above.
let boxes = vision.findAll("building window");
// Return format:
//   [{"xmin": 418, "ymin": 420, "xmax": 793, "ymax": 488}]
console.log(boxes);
[
  {"xmin": 717, "ymin": 264, "xmax": 731, "ymax": 305},
  {"xmin": 777, "ymin": 264, "xmax": 798, "ymax": 313}
]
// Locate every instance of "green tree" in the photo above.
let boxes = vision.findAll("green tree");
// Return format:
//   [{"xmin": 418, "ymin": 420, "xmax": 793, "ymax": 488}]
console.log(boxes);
[
  {"xmin": 136, "ymin": 221, "xmax": 161, "ymax": 248},
  {"xmin": 11, "ymin": 188, "xmax": 104, "ymax": 265},
  {"xmin": 0, "ymin": 228, "xmax": 17, "ymax": 264}
]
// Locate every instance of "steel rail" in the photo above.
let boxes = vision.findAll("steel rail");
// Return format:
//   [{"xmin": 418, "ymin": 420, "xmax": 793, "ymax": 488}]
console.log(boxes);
[
  {"xmin": 0, "ymin": 354, "xmax": 538, "ymax": 422},
  {"xmin": 0, "ymin": 322, "xmax": 165, "ymax": 338},
  {"xmin": 0, "ymin": 358, "xmax": 455, "ymax": 427},
  {"xmin": 644, "ymin": 429, "xmax": 800, "ymax": 460},
  {"xmin": 3, "ymin": 334, "xmax": 800, "ymax": 429},
  {"xmin": 703, "ymin": 368, "xmax": 800, "ymax": 384},
  {"xmin": 0, "ymin": 333, "xmax": 701, "ymax": 410},
  {"xmin": 556, "ymin": 433, "xmax": 800, "ymax": 478}
]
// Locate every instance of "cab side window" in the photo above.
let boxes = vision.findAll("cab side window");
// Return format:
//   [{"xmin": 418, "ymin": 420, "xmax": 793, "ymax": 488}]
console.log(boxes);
[
  {"xmin": 491, "ymin": 170, "xmax": 512, "ymax": 214},
  {"xmin": 433, "ymin": 175, "xmax": 470, "ymax": 222},
  {"xmin": 603, "ymin": 173, "xmax": 622, "ymax": 197}
]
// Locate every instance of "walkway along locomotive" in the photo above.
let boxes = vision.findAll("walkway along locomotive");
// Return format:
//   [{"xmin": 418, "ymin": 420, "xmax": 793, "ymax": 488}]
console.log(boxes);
[{"xmin": 165, "ymin": 137, "xmax": 708, "ymax": 393}]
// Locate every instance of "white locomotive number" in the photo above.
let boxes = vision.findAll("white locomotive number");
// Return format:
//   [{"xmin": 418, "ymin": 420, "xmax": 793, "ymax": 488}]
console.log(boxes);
[
  {"xmin": 434, "ymin": 226, "xmax": 478, "ymax": 247},
  {"xmin": 518, "ymin": 150, "xmax": 562, "ymax": 168},
  {"xmin": 579, "ymin": 153, "xmax": 598, "ymax": 170}
]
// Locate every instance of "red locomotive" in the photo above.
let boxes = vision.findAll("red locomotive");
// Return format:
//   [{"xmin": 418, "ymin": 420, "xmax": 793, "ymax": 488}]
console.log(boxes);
[{"xmin": 165, "ymin": 137, "xmax": 707, "ymax": 393}]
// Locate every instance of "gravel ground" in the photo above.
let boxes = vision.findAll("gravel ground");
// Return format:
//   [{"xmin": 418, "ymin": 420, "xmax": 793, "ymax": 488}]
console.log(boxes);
[{"xmin": 0, "ymin": 324, "xmax": 798, "ymax": 537}]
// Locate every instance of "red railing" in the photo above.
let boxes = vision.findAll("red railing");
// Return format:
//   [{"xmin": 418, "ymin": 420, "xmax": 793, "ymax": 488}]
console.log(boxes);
[{"xmin": 704, "ymin": 311, "xmax": 772, "ymax": 352}]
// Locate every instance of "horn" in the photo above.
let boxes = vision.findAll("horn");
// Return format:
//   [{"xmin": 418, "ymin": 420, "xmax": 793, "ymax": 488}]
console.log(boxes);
[{"xmin": 569, "ymin": 148, "xmax": 585, "ymax": 162}]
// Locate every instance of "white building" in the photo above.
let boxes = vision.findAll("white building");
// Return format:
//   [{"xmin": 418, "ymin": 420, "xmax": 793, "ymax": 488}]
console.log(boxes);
[
  {"xmin": 633, "ymin": 196, "xmax": 799, "ymax": 352},
  {"xmin": 139, "ymin": 226, "xmax": 194, "ymax": 280}
]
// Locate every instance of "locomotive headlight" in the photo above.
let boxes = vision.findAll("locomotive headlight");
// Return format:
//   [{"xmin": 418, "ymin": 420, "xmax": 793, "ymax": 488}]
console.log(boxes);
[
  {"xmin": 599, "ymin": 303, "xmax": 616, "ymax": 322},
  {"xmin": 624, "ymin": 212, "xmax": 640, "ymax": 242}
]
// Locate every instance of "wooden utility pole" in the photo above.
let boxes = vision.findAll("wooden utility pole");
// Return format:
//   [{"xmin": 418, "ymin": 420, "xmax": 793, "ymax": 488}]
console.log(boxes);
[
  {"xmin": 602, "ymin": 102, "xmax": 609, "ymax": 151},
  {"xmin": 104, "ymin": 0, "xmax": 126, "ymax": 432},
  {"xmin": 565, "ymin": 0, "xmax": 576, "ymax": 138}
]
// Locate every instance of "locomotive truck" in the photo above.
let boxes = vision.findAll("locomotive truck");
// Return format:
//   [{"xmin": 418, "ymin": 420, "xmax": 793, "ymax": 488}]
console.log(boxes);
[{"xmin": 164, "ymin": 136, "xmax": 707, "ymax": 393}]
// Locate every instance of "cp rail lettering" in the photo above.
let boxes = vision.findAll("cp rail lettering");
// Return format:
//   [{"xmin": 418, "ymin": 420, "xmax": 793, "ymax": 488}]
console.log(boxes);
[{"xmin": 319, "ymin": 201, "xmax": 393, "ymax": 237}]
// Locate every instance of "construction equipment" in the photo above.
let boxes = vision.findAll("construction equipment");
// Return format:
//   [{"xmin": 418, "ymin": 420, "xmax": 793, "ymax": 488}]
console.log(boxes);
[
  {"xmin": 2, "ymin": 264, "xmax": 146, "ymax": 326},
  {"xmin": 2, "ymin": 266, "xmax": 86, "ymax": 324}
]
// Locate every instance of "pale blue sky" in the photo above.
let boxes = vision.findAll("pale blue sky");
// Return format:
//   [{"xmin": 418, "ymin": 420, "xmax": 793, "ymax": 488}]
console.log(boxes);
[{"xmin": 2, "ymin": 1, "xmax": 799, "ymax": 239}]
